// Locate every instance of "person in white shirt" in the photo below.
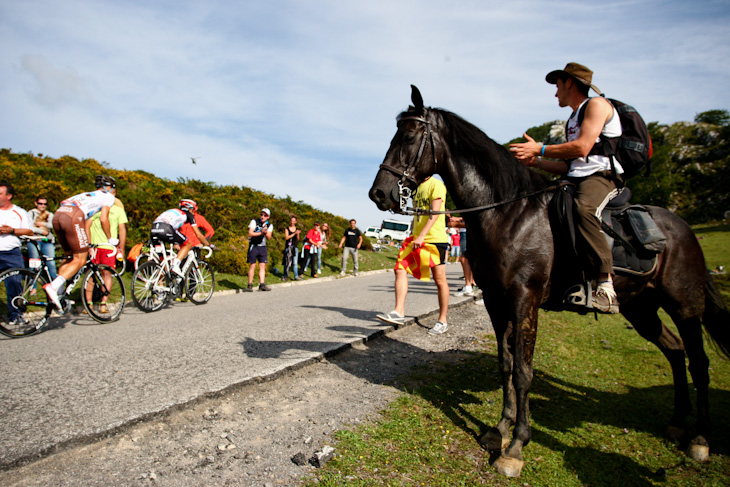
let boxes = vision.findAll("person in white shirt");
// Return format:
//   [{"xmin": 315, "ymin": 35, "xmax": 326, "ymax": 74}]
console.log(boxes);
[
  {"xmin": 0, "ymin": 183, "xmax": 34, "ymax": 324},
  {"xmin": 510, "ymin": 62, "xmax": 623, "ymax": 314}
]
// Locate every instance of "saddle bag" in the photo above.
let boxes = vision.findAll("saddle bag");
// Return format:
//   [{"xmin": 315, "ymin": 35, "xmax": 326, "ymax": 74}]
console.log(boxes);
[{"xmin": 624, "ymin": 207, "xmax": 666, "ymax": 253}]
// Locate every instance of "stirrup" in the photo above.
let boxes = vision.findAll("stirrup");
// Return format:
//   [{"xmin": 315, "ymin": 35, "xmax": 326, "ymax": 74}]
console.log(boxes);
[{"xmin": 563, "ymin": 282, "xmax": 593, "ymax": 313}]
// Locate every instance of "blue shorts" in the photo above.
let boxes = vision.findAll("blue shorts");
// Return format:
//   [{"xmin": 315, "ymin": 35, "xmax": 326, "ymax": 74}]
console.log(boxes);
[
  {"xmin": 459, "ymin": 232, "xmax": 467, "ymax": 256},
  {"xmin": 247, "ymin": 245, "xmax": 268, "ymax": 264}
]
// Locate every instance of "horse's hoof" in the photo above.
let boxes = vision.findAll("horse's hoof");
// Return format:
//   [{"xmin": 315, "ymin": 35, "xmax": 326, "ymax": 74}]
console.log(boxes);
[
  {"xmin": 479, "ymin": 430, "xmax": 510, "ymax": 452},
  {"xmin": 492, "ymin": 454, "xmax": 523, "ymax": 477},
  {"xmin": 665, "ymin": 425, "xmax": 685, "ymax": 441},
  {"xmin": 687, "ymin": 438, "xmax": 710, "ymax": 462}
]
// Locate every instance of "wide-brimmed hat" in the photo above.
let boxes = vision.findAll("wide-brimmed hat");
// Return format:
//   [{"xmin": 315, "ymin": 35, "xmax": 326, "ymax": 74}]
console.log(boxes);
[{"xmin": 546, "ymin": 62, "xmax": 602, "ymax": 95}]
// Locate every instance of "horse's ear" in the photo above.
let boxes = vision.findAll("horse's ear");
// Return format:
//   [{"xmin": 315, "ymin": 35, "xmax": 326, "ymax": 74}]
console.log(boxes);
[{"xmin": 410, "ymin": 85, "xmax": 424, "ymax": 111}]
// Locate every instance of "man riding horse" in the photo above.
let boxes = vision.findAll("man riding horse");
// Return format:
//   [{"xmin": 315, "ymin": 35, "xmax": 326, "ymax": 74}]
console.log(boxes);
[{"xmin": 510, "ymin": 62, "xmax": 622, "ymax": 314}]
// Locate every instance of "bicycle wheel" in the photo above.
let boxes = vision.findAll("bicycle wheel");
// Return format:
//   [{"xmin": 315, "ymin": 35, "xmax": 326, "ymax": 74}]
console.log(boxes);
[
  {"xmin": 81, "ymin": 265, "xmax": 126, "ymax": 322},
  {"xmin": 131, "ymin": 261, "xmax": 169, "ymax": 312},
  {"xmin": 185, "ymin": 261, "xmax": 215, "ymax": 304},
  {"xmin": 0, "ymin": 268, "xmax": 52, "ymax": 337},
  {"xmin": 135, "ymin": 252, "xmax": 152, "ymax": 271}
]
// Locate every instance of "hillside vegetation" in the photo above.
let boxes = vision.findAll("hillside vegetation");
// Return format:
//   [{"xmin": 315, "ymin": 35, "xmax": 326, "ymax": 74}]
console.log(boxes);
[
  {"xmin": 0, "ymin": 149, "xmax": 368, "ymax": 274},
  {"xmin": 509, "ymin": 109, "xmax": 730, "ymax": 223}
]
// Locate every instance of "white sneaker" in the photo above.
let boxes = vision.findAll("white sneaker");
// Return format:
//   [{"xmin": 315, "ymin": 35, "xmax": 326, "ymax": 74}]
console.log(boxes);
[
  {"xmin": 428, "ymin": 321, "xmax": 448, "ymax": 335},
  {"xmin": 376, "ymin": 310, "xmax": 405, "ymax": 325},
  {"xmin": 453, "ymin": 286, "xmax": 474, "ymax": 297},
  {"xmin": 171, "ymin": 264, "xmax": 184, "ymax": 277},
  {"xmin": 474, "ymin": 298, "xmax": 484, "ymax": 305},
  {"xmin": 43, "ymin": 283, "xmax": 62, "ymax": 310},
  {"xmin": 340, "ymin": 271, "xmax": 346, "ymax": 276}
]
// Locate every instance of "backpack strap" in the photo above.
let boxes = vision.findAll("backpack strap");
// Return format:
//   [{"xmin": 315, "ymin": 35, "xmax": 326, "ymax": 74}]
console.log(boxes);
[{"xmin": 576, "ymin": 96, "xmax": 624, "ymax": 187}]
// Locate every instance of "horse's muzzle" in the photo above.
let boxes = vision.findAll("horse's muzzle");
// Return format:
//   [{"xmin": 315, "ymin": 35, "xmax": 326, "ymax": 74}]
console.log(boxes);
[{"xmin": 368, "ymin": 184, "xmax": 399, "ymax": 212}]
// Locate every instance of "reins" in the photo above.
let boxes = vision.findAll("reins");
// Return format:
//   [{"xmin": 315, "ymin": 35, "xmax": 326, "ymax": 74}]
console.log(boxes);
[{"xmin": 401, "ymin": 180, "xmax": 572, "ymax": 217}]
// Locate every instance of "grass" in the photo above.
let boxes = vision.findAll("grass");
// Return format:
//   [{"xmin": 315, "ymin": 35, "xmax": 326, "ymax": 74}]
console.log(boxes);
[
  {"xmin": 303, "ymin": 223, "xmax": 730, "ymax": 486},
  {"xmin": 306, "ymin": 312, "xmax": 730, "ymax": 486}
]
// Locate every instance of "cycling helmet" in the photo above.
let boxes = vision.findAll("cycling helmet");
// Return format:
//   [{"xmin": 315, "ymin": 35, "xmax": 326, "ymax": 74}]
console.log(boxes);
[
  {"xmin": 179, "ymin": 199, "xmax": 198, "ymax": 212},
  {"xmin": 95, "ymin": 175, "xmax": 117, "ymax": 189}
]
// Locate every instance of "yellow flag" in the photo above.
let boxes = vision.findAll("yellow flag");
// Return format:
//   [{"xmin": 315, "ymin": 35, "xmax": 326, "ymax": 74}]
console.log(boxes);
[{"xmin": 394, "ymin": 237, "xmax": 442, "ymax": 281}]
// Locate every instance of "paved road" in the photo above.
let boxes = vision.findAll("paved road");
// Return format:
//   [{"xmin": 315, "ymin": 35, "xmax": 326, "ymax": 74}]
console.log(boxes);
[{"xmin": 0, "ymin": 266, "xmax": 473, "ymax": 467}]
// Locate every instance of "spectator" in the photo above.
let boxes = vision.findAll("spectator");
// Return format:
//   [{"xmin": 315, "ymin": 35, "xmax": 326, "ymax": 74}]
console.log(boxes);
[
  {"xmin": 245, "ymin": 208, "xmax": 274, "ymax": 291},
  {"xmin": 283, "ymin": 216, "xmax": 302, "ymax": 281},
  {"xmin": 339, "ymin": 219, "xmax": 362, "ymax": 276},
  {"xmin": 27, "ymin": 196, "xmax": 57, "ymax": 279},
  {"xmin": 300, "ymin": 222, "xmax": 322, "ymax": 278},
  {"xmin": 448, "ymin": 226, "xmax": 460, "ymax": 264},
  {"xmin": 452, "ymin": 221, "xmax": 476, "ymax": 297},
  {"xmin": 86, "ymin": 184, "xmax": 128, "ymax": 314},
  {"xmin": 317, "ymin": 222, "xmax": 331, "ymax": 275},
  {"xmin": 0, "ymin": 183, "xmax": 33, "ymax": 325},
  {"xmin": 377, "ymin": 177, "xmax": 450, "ymax": 335}
]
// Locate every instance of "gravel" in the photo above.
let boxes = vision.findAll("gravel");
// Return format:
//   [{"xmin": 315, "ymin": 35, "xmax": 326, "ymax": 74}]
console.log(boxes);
[{"xmin": 0, "ymin": 300, "xmax": 493, "ymax": 487}]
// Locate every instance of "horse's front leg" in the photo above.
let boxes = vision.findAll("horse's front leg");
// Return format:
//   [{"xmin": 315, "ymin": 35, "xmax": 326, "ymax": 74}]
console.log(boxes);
[
  {"xmin": 491, "ymin": 300, "xmax": 539, "ymax": 478},
  {"xmin": 479, "ymin": 320, "xmax": 516, "ymax": 452}
]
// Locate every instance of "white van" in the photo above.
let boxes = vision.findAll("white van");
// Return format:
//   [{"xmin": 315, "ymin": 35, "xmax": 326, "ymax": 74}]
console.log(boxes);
[
  {"xmin": 378, "ymin": 219, "xmax": 411, "ymax": 242},
  {"xmin": 364, "ymin": 226, "xmax": 381, "ymax": 239}
]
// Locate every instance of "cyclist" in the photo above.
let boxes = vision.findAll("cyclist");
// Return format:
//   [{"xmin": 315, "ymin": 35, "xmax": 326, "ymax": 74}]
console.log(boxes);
[
  {"xmin": 180, "ymin": 201, "xmax": 215, "ymax": 248},
  {"xmin": 150, "ymin": 199, "xmax": 210, "ymax": 276},
  {"xmin": 44, "ymin": 175, "xmax": 118, "ymax": 310}
]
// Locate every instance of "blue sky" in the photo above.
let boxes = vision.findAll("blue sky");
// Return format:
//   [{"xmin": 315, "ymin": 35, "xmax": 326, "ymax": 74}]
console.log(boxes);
[{"xmin": 2, "ymin": 0, "xmax": 729, "ymax": 228}]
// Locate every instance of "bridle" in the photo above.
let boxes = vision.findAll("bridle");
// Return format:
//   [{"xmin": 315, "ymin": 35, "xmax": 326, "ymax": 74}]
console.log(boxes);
[
  {"xmin": 378, "ymin": 110, "xmax": 438, "ymax": 212},
  {"xmin": 377, "ymin": 108, "xmax": 569, "ymax": 216}
]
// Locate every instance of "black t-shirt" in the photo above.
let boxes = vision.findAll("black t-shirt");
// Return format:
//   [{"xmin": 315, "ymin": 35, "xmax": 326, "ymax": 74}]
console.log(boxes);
[{"xmin": 343, "ymin": 228, "xmax": 361, "ymax": 248}]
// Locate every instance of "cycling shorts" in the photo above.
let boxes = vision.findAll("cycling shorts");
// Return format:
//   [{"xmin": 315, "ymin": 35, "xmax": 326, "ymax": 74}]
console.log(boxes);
[
  {"xmin": 150, "ymin": 222, "xmax": 187, "ymax": 245},
  {"xmin": 53, "ymin": 206, "xmax": 89, "ymax": 254}
]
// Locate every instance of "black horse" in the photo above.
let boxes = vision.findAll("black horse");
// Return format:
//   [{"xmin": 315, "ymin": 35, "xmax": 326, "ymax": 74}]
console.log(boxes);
[{"xmin": 369, "ymin": 85, "xmax": 730, "ymax": 477}]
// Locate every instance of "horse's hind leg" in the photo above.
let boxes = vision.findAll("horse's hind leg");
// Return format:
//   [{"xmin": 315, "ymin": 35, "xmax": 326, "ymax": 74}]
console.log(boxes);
[
  {"xmin": 669, "ymin": 313, "xmax": 711, "ymax": 461},
  {"xmin": 621, "ymin": 303, "xmax": 693, "ymax": 441}
]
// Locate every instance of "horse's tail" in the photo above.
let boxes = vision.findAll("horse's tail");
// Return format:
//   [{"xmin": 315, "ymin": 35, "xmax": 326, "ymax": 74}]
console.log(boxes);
[{"xmin": 702, "ymin": 271, "xmax": 730, "ymax": 359}]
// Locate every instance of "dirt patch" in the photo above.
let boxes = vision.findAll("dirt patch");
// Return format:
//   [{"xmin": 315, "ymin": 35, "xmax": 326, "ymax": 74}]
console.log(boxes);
[{"xmin": 0, "ymin": 300, "xmax": 493, "ymax": 487}]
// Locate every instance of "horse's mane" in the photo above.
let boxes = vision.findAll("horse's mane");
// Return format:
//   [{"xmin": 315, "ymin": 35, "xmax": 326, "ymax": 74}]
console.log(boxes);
[{"xmin": 431, "ymin": 108, "xmax": 550, "ymax": 200}]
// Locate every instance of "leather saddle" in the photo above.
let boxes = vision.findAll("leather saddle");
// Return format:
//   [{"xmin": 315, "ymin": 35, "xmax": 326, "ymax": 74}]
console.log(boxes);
[{"xmin": 546, "ymin": 183, "xmax": 667, "ymax": 312}]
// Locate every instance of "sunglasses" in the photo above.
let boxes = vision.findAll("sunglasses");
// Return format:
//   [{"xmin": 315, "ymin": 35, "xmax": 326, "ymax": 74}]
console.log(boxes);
[{"xmin": 36, "ymin": 202, "xmax": 48, "ymax": 206}]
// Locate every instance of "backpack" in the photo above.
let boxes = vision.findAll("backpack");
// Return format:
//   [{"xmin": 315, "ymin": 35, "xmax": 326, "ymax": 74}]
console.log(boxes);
[
  {"xmin": 127, "ymin": 242, "xmax": 144, "ymax": 263},
  {"xmin": 578, "ymin": 97, "xmax": 653, "ymax": 182}
]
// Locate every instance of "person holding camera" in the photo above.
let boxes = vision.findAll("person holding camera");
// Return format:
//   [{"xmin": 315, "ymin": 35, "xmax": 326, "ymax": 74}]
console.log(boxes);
[{"xmin": 244, "ymin": 208, "xmax": 274, "ymax": 292}]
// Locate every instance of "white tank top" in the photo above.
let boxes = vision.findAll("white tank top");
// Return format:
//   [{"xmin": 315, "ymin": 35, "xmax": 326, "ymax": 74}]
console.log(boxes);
[{"xmin": 566, "ymin": 98, "xmax": 624, "ymax": 178}]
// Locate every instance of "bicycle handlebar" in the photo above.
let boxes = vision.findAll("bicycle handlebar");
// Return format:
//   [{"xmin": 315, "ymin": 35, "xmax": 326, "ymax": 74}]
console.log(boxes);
[{"xmin": 198, "ymin": 245, "xmax": 214, "ymax": 259}]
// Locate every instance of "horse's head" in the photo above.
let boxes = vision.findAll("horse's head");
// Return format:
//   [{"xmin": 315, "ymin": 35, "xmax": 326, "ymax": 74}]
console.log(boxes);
[{"xmin": 369, "ymin": 85, "xmax": 442, "ymax": 213}]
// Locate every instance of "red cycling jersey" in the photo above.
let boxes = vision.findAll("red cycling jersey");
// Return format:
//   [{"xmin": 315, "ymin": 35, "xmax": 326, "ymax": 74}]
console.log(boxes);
[{"xmin": 181, "ymin": 213, "xmax": 214, "ymax": 246}]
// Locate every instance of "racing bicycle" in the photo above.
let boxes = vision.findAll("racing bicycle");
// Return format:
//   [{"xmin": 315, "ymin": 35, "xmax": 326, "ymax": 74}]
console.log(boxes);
[
  {"xmin": 130, "ymin": 240, "xmax": 215, "ymax": 312},
  {"xmin": 0, "ymin": 240, "xmax": 126, "ymax": 337}
]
